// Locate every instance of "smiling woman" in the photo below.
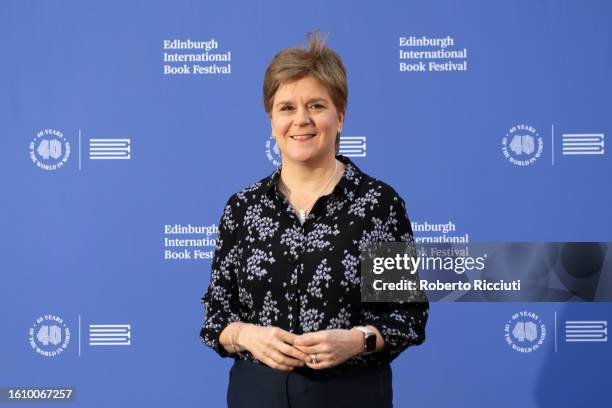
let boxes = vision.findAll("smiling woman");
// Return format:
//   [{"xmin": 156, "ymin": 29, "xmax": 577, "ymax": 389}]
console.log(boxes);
[
  {"xmin": 261, "ymin": 33, "xmax": 350, "ymax": 222},
  {"xmin": 263, "ymin": 33, "xmax": 347, "ymax": 161},
  {"xmin": 269, "ymin": 77, "xmax": 343, "ymax": 166},
  {"xmin": 200, "ymin": 30, "xmax": 429, "ymax": 408}
]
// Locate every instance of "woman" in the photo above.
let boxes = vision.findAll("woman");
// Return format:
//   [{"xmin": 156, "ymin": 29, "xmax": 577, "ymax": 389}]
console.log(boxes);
[{"xmin": 200, "ymin": 31, "xmax": 428, "ymax": 407}]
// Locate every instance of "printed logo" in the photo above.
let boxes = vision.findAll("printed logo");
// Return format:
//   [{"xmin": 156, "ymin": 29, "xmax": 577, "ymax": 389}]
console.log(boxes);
[
  {"xmin": 89, "ymin": 138, "xmax": 131, "ymax": 160},
  {"xmin": 562, "ymin": 133, "xmax": 604, "ymax": 156},
  {"xmin": 29, "ymin": 129, "xmax": 71, "ymax": 170},
  {"xmin": 339, "ymin": 136, "xmax": 367, "ymax": 157},
  {"xmin": 504, "ymin": 311, "xmax": 546, "ymax": 353},
  {"xmin": 501, "ymin": 124, "xmax": 543, "ymax": 166},
  {"xmin": 565, "ymin": 320, "xmax": 607, "ymax": 342},
  {"xmin": 28, "ymin": 314, "xmax": 71, "ymax": 357},
  {"xmin": 265, "ymin": 134, "xmax": 281, "ymax": 167},
  {"xmin": 89, "ymin": 324, "xmax": 131, "ymax": 346}
]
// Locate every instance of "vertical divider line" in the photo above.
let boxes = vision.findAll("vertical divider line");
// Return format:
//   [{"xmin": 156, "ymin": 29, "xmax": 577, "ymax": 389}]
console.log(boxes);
[
  {"xmin": 554, "ymin": 311, "xmax": 558, "ymax": 352},
  {"xmin": 78, "ymin": 129, "xmax": 82, "ymax": 171},
  {"xmin": 551, "ymin": 124, "xmax": 555, "ymax": 166}
]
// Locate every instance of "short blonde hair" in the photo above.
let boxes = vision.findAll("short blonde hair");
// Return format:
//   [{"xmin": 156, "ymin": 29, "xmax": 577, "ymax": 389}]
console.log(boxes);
[{"xmin": 263, "ymin": 31, "xmax": 348, "ymax": 153}]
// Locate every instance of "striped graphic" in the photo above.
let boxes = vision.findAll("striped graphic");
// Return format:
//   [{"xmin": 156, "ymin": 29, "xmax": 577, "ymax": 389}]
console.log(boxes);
[
  {"xmin": 565, "ymin": 320, "xmax": 607, "ymax": 342},
  {"xmin": 562, "ymin": 133, "xmax": 604, "ymax": 155},
  {"xmin": 89, "ymin": 138, "xmax": 131, "ymax": 160},
  {"xmin": 339, "ymin": 136, "xmax": 366, "ymax": 157},
  {"xmin": 89, "ymin": 324, "xmax": 131, "ymax": 346}
]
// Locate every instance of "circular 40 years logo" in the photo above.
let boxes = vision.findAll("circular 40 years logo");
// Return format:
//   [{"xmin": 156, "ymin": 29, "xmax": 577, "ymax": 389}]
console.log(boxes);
[
  {"xmin": 28, "ymin": 314, "xmax": 71, "ymax": 357},
  {"xmin": 504, "ymin": 311, "xmax": 546, "ymax": 353},
  {"xmin": 501, "ymin": 124, "xmax": 543, "ymax": 166},
  {"xmin": 29, "ymin": 129, "xmax": 71, "ymax": 171}
]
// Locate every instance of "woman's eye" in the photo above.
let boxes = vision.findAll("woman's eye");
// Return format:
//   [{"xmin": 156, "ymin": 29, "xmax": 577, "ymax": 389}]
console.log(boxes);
[{"xmin": 279, "ymin": 104, "xmax": 323, "ymax": 112}]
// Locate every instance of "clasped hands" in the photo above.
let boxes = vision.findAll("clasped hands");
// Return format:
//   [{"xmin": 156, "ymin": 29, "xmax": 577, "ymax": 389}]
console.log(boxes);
[{"xmin": 228, "ymin": 324, "xmax": 370, "ymax": 371}]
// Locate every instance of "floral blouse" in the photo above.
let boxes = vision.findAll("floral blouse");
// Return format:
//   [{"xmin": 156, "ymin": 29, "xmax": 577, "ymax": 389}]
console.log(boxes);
[{"xmin": 200, "ymin": 154, "xmax": 428, "ymax": 367}]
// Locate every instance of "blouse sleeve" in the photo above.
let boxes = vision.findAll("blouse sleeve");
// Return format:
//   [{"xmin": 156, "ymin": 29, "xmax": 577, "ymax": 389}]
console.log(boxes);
[
  {"xmin": 200, "ymin": 195, "xmax": 242, "ymax": 358},
  {"xmin": 360, "ymin": 190, "xmax": 429, "ymax": 363}
]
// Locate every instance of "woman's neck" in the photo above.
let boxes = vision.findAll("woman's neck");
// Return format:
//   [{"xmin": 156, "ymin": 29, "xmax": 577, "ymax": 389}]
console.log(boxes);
[{"xmin": 280, "ymin": 156, "xmax": 339, "ymax": 193}]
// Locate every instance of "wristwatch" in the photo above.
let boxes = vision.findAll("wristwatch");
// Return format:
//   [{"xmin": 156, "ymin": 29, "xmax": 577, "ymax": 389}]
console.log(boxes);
[{"xmin": 354, "ymin": 326, "xmax": 377, "ymax": 354}]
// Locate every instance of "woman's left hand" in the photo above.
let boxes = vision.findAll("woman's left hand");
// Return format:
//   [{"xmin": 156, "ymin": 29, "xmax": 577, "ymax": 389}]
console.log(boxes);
[{"xmin": 292, "ymin": 329, "xmax": 363, "ymax": 369}]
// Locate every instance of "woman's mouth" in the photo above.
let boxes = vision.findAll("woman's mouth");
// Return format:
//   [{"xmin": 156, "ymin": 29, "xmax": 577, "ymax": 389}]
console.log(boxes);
[{"xmin": 290, "ymin": 133, "xmax": 316, "ymax": 141}]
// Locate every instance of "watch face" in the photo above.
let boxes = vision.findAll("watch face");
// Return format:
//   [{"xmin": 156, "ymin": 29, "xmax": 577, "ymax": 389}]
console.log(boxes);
[{"xmin": 365, "ymin": 333, "xmax": 376, "ymax": 352}]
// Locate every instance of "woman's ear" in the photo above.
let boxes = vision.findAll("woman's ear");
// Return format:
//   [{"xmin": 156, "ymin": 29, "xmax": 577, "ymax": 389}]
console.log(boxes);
[{"xmin": 338, "ymin": 111, "xmax": 346, "ymax": 131}]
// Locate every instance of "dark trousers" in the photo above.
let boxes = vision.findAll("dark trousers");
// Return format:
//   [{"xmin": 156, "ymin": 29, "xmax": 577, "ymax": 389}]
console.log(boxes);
[{"xmin": 227, "ymin": 359, "xmax": 393, "ymax": 408}]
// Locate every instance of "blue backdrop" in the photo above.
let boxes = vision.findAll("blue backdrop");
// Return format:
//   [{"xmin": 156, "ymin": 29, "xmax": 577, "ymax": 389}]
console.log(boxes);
[{"xmin": 1, "ymin": 0, "xmax": 611, "ymax": 406}]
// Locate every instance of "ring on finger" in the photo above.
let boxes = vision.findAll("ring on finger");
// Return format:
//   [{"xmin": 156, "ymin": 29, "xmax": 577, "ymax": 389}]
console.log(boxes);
[{"xmin": 311, "ymin": 353, "xmax": 318, "ymax": 364}]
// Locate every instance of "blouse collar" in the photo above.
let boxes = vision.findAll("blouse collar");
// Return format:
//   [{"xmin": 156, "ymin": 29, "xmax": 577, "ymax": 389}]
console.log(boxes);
[{"xmin": 263, "ymin": 154, "xmax": 363, "ymax": 201}]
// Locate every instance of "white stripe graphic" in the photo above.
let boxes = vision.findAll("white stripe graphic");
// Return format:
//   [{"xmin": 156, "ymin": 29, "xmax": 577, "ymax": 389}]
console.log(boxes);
[
  {"xmin": 339, "ymin": 136, "xmax": 367, "ymax": 157},
  {"xmin": 562, "ymin": 133, "xmax": 604, "ymax": 155},
  {"xmin": 564, "ymin": 321, "xmax": 607, "ymax": 342},
  {"xmin": 89, "ymin": 324, "xmax": 131, "ymax": 346},
  {"xmin": 89, "ymin": 138, "xmax": 131, "ymax": 159}
]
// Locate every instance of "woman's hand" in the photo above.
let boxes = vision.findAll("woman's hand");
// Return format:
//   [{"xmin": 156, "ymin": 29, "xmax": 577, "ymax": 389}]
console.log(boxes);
[
  {"xmin": 292, "ymin": 329, "xmax": 364, "ymax": 369},
  {"xmin": 238, "ymin": 324, "xmax": 309, "ymax": 371}
]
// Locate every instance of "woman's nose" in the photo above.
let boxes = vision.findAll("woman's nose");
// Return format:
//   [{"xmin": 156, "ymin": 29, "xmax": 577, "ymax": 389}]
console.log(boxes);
[{"xmin": 294, "ymin": 106, "xmax": 312, "ymax": 126}]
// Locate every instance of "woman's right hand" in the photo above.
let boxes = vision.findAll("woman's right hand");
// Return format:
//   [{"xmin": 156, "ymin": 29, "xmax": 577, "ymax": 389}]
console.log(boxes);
[{"xmin": 238, "ymin": 324, "xmax": 308, "ymax": 371}]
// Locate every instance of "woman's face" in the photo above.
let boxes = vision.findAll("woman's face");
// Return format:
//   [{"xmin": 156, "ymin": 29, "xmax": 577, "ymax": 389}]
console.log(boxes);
[{"xmin": 270, "ymin": 76, "xmax": 344, "ymax": 165}]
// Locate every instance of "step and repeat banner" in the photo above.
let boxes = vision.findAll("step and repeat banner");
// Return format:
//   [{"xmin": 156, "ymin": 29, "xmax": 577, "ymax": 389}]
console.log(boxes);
[{"xmin": 1, "ymin": 0, "xmax": 611, "ymax": 407}]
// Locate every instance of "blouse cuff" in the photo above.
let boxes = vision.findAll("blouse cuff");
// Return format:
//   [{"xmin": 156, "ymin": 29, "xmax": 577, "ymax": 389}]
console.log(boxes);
[
  {"xmin": 362, "ymin": 303, "xmax": 428, "ymax": 363},
  {"xmin": 200, "ymin": 302, "xmax": 241, "ymax": 358}
]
